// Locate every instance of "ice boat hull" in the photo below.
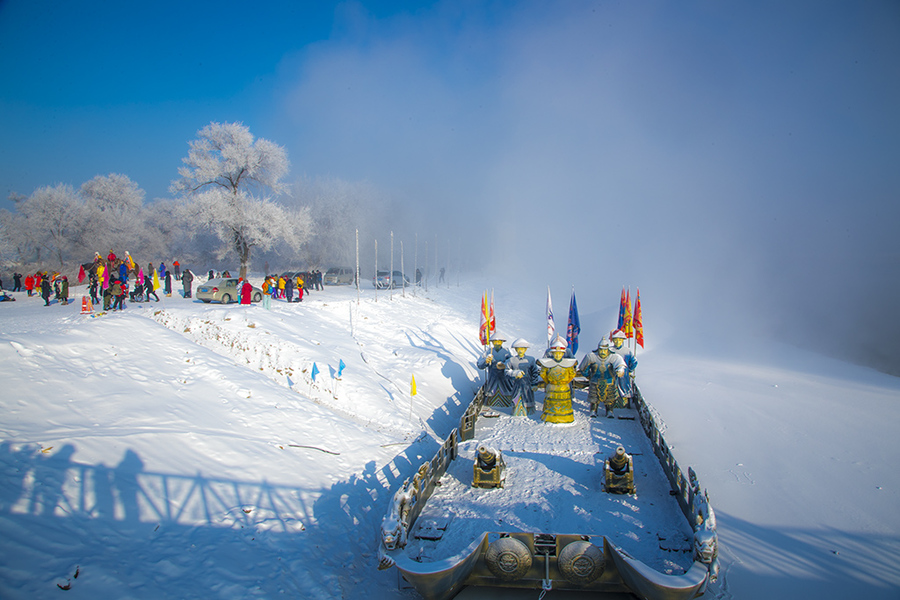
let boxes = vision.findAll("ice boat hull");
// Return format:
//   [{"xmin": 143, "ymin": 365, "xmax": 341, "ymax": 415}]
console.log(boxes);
[{"xmin": 378, "ymin": 385, "xmax": 718, "ymax": 599}]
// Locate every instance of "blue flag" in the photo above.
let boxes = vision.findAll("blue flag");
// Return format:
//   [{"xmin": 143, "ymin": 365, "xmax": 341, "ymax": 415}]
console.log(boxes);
[
  {"xmin": 311, "ymin": 363, "xmax": 319, "ymax": 382},
  {"xmin": 567, "ymin": 288, "xmax": 580, "ymax": 355},
  {"xmin": 337, "ymin": 359, "xmax": 345, "ymax": 378}
]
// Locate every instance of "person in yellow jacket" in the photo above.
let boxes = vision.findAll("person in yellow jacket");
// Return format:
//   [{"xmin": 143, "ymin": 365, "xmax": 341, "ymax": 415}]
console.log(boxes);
[
  {"xmin": 278, "ymin": 276, "xmax": 286, "ymax": 299},
  {"xmin": 296, "ymin": 275, "xmax": 305, "ymax": 302}
]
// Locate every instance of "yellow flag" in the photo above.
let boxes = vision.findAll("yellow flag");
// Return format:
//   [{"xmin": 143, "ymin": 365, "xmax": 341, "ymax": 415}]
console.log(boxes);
[
  {"xmin": 152, "ymin": 269, "xmax": 161, "ymax": 291},
  {"xmin": 411, "ymin": 374, "xmax": 417, "ymax": 396}
]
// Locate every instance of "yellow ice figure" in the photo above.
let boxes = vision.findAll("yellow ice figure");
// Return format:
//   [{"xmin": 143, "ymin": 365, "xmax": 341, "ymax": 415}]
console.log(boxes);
[{"xmin": 538, "ymin": 337, "xmax": 577, "ymax": 423}]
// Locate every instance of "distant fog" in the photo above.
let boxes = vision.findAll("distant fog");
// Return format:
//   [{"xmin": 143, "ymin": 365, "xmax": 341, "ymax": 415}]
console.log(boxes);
[{"xmin": 273, "ymin": 2, "xmax": 900, "ymax": 374}]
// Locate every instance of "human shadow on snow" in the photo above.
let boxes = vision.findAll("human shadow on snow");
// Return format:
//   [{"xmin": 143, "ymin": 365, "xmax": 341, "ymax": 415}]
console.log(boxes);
[{"xmin": 0, "ymin": 442, "xmax": 430, "ymax": 599}]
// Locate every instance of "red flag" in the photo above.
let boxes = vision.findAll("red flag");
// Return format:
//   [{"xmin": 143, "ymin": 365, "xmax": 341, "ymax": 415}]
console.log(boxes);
[
  {"xmin": 623, "ymin": 288, "xmax": 634, "ymax": 339},
  {"xmin": 634, "ymin": 288, "xmax": 644, "ymax": 348},
  {"xmin": 77, "ymin": 264, "xmax": 86, "ymax": 284},
  {"xmin": 479, "ymin": 291, "xmax": 488, "ymax": 345},
  {"xmin": 479, "ymin": 290, "xmax": 497, "ymax": 346},
  {"xmin": 489, "ymin": 290, "xmax": 496, "ymax": 337}
]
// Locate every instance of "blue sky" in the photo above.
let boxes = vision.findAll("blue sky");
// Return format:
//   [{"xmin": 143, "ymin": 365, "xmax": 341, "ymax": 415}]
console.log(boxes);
[{"xmin": 2, "ymin": 0, "xmax": 899, "ymax": 367}]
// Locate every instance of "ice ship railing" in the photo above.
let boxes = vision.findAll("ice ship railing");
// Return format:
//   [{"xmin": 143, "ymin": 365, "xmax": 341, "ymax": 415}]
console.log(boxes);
[
  {"xmin": 383, "ymin": 387, "xmax": 486, "ymax": 537},
  {"xmin": 632, "ymin": 383, "xmax": 719, "ymax": 578},
  {"xmin": 633, "ymin": 385, "xmax": 700, "ymax": 524}
]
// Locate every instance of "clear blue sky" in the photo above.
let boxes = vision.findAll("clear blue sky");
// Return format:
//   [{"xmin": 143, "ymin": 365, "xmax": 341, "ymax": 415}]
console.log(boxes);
[
  {"xmin": 0, "ymin": 0, "xmax": 434, "ymax": 201},
  {"xmin": 2, "ymin": 0, "xmax": 899, "ymax": 365}
]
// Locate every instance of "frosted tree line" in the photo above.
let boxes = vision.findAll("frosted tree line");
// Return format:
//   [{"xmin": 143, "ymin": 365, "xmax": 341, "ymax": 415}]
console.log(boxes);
[{"xmin": 0, "ymin": 122, "xmax": 402, "ymax": 278}]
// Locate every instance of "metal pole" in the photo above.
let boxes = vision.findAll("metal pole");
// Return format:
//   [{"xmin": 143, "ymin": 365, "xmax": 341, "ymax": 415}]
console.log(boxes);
[
  {"xmin": 457, "ymin": 237, "xmax": 460, "ymax": 287},
  {"xmin": 355, "ymin": 228, "xmax": 360, "ymax": 306},
  {"xmin": 390, "ymin": 231, "xmax": 394, "ymax": 302},
  {"xmin": 400, "ymin": 240, "xmax": 405, "ymax": 298},
  {"xmin": 374, "ymin": 239, "xmax": 378, "ymax": 303}
]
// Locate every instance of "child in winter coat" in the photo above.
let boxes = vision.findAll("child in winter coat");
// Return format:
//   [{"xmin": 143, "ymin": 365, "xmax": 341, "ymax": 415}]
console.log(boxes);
[
  {"xmin": 112, "ymin": 280, "xmax": 125, "ymax": 311},
  {"xmin": 41, "ymin": 277, "xmax": 52, "ymax": 306},
  {"xmin": 261, "ymin": 277, "xmax": 273, "ymax": 310},
  {"xmin": 89, "ymin": 274, "xmax": 100, "ymax": 305}
]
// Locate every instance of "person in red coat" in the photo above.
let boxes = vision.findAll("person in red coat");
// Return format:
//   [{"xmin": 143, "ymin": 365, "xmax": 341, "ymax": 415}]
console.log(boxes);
[
  {"xmin": 240, "ymin": 280, "xmax": 252, "ymax": 305},
  {"xmin": 25, "ymin": 274, "xmax": 34, "ymax": 296}
]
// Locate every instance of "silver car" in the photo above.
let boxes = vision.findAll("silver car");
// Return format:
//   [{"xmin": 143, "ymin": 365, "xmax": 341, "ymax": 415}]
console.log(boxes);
[
  {"xmin": 324, "ymin": 267, "xmax": 355, "ymax": 285},
  {"xmin": 196, "ymin": 278, "xmax": 263, "ymax": 304},
  {"xmin": 372, "ymin": 270, "xmax": 410, "ymax": 289}
]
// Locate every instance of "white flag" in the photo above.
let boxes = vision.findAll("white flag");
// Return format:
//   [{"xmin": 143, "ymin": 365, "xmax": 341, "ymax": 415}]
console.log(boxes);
[{"xmin": 546, "ymin": 285, "xmax": 555, "ymax": 347}]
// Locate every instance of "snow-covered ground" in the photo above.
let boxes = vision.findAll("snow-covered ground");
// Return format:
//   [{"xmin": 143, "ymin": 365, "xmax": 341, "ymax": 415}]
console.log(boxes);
[{"xmin": 1, "ymin": 279, "xmax": 898, "ymax": 600}]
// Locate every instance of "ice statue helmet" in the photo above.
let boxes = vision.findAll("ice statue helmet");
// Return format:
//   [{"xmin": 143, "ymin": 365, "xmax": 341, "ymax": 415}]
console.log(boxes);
[
  {"xmin": 598, "ymin": 338, "xmax": 612, "ymax": 351},
  {"xmin": 611, "ymin": 330, "xmax": 626, "ymax": 340},
  {"xmin": 491, "ymin": 331, "xmax": 507, "ymax": 342},
  {"xmin": 550, "ymin": 336, "xmax": 568, "ymax": 351},
  {"xmin": 511, "ymin": 338, "xmax": 530, "ymax": 349}
]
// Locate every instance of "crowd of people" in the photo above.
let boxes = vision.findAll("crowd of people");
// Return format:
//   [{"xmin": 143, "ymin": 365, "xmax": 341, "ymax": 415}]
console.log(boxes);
[
  {"xmin": 4, "ymin": 250, "xmax": 188, "ymax": 310},
  {"xmin": 2, "ymin": 252, "xmax": 332, "ymax": 312},
  {"xmin": 6, "ymin": 271, "xmax": 72, "ymax": 306},
  {"xmin": 257, "ymin": 270, "xmax": 321, "ymax": 308}
]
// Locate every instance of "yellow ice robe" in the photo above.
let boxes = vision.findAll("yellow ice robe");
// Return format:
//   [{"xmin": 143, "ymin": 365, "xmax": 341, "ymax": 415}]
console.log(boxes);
[{"xmin": 538, "ymin": 357, "xmax": 577, "ymax": 423}]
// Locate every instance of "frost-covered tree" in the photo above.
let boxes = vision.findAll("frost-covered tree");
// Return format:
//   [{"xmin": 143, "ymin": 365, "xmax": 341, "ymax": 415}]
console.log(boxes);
[
  {"xmin": 80, "ymin": 174, "xmax": 148, "ymax": 256},
  {"xmin": 0, "ymin": 208, "xmax": 18, "ymax": 269},
  {"xmin": 288, "ymin": 176, "xmax": 395, "ymax": 268},
  {"xmin": 171, "ymin": 121, "xmax": 310, "ymax": 278},
  {"xmin": 17, "ymin": 184, "xmax": 83, "ymax": 269}
]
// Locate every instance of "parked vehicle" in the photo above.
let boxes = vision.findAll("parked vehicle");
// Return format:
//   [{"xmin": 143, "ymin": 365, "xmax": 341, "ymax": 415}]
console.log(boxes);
[
  {"xmin": 196, "ymin": 278, "xmax": 263, "ymax": 304},
  {"xmin": 373, "ymin": 270, "xmax": 410, "ymax": 289},
  {"xmin": 324, "ymin": 267, "xmax": 355, "ymax": 285}
]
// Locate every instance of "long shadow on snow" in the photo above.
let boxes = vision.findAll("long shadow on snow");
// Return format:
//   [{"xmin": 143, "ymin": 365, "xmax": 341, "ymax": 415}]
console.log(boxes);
[
  {"xmin": 0, "ymin": 442, "xmax": 432, "ymax": 599},
  {"xmin": 711, "ymin": 509, "xmax": 900, "ymax": 600},
  {"xmin": 402, "ymin": 329, "xmax": 480, "ymax": 435}
]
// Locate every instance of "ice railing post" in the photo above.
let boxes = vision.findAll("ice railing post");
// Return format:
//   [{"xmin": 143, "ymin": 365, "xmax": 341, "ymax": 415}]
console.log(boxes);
[
  {"xmin": 632, "ymin": 383, "xmax": 719, "ymax": 581},
  {"xmin": 379, "ymin": 425, "xmax": 462, "ymax": 563},
  {"xmin": 460, "ymin": 385, "xmax": 486, "ymax": 441},
  {"xmin": 381, "ymin": 386, "xmax": 487, "ymax": 567}
]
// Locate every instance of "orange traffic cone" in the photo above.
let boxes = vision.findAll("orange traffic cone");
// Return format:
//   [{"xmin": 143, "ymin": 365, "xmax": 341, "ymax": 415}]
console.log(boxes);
[{"xmin": 81, "ymin": 296, "xmax": 93, "ymax": 314}]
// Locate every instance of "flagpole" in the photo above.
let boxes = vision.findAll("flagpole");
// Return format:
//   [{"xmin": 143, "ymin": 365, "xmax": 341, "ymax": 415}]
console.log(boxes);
[
  {"xmin": 390, "ymin": 231, "xmax": 394, "ymax": 302},
  {"xmin": 355, "ymin": 228, "xmax": 360, "ymax": 306},
  {"xmin": 409, "ymin": 375, "xmax": 416, "ymax": 425}
]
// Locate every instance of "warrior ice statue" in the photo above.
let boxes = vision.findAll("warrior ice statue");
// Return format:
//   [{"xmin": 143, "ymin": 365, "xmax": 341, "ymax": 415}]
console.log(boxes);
[
  {"xmin": 579, "ymin": 338, "xmax": 628, "ymax": 418},
  {"xmin": 611, "ymin": 330, "xmax": 637, "ymax": 397},
  {"xmin": 538, "ymin": 336, "xmax": 578, "ymax": 423},
  {"xmin": 477, "ymin": 332, "xmax": 513, "ymax": 406},
  {"xmin": 506, "ymin": 338, "xmax": 540, "ymax": 415}
]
